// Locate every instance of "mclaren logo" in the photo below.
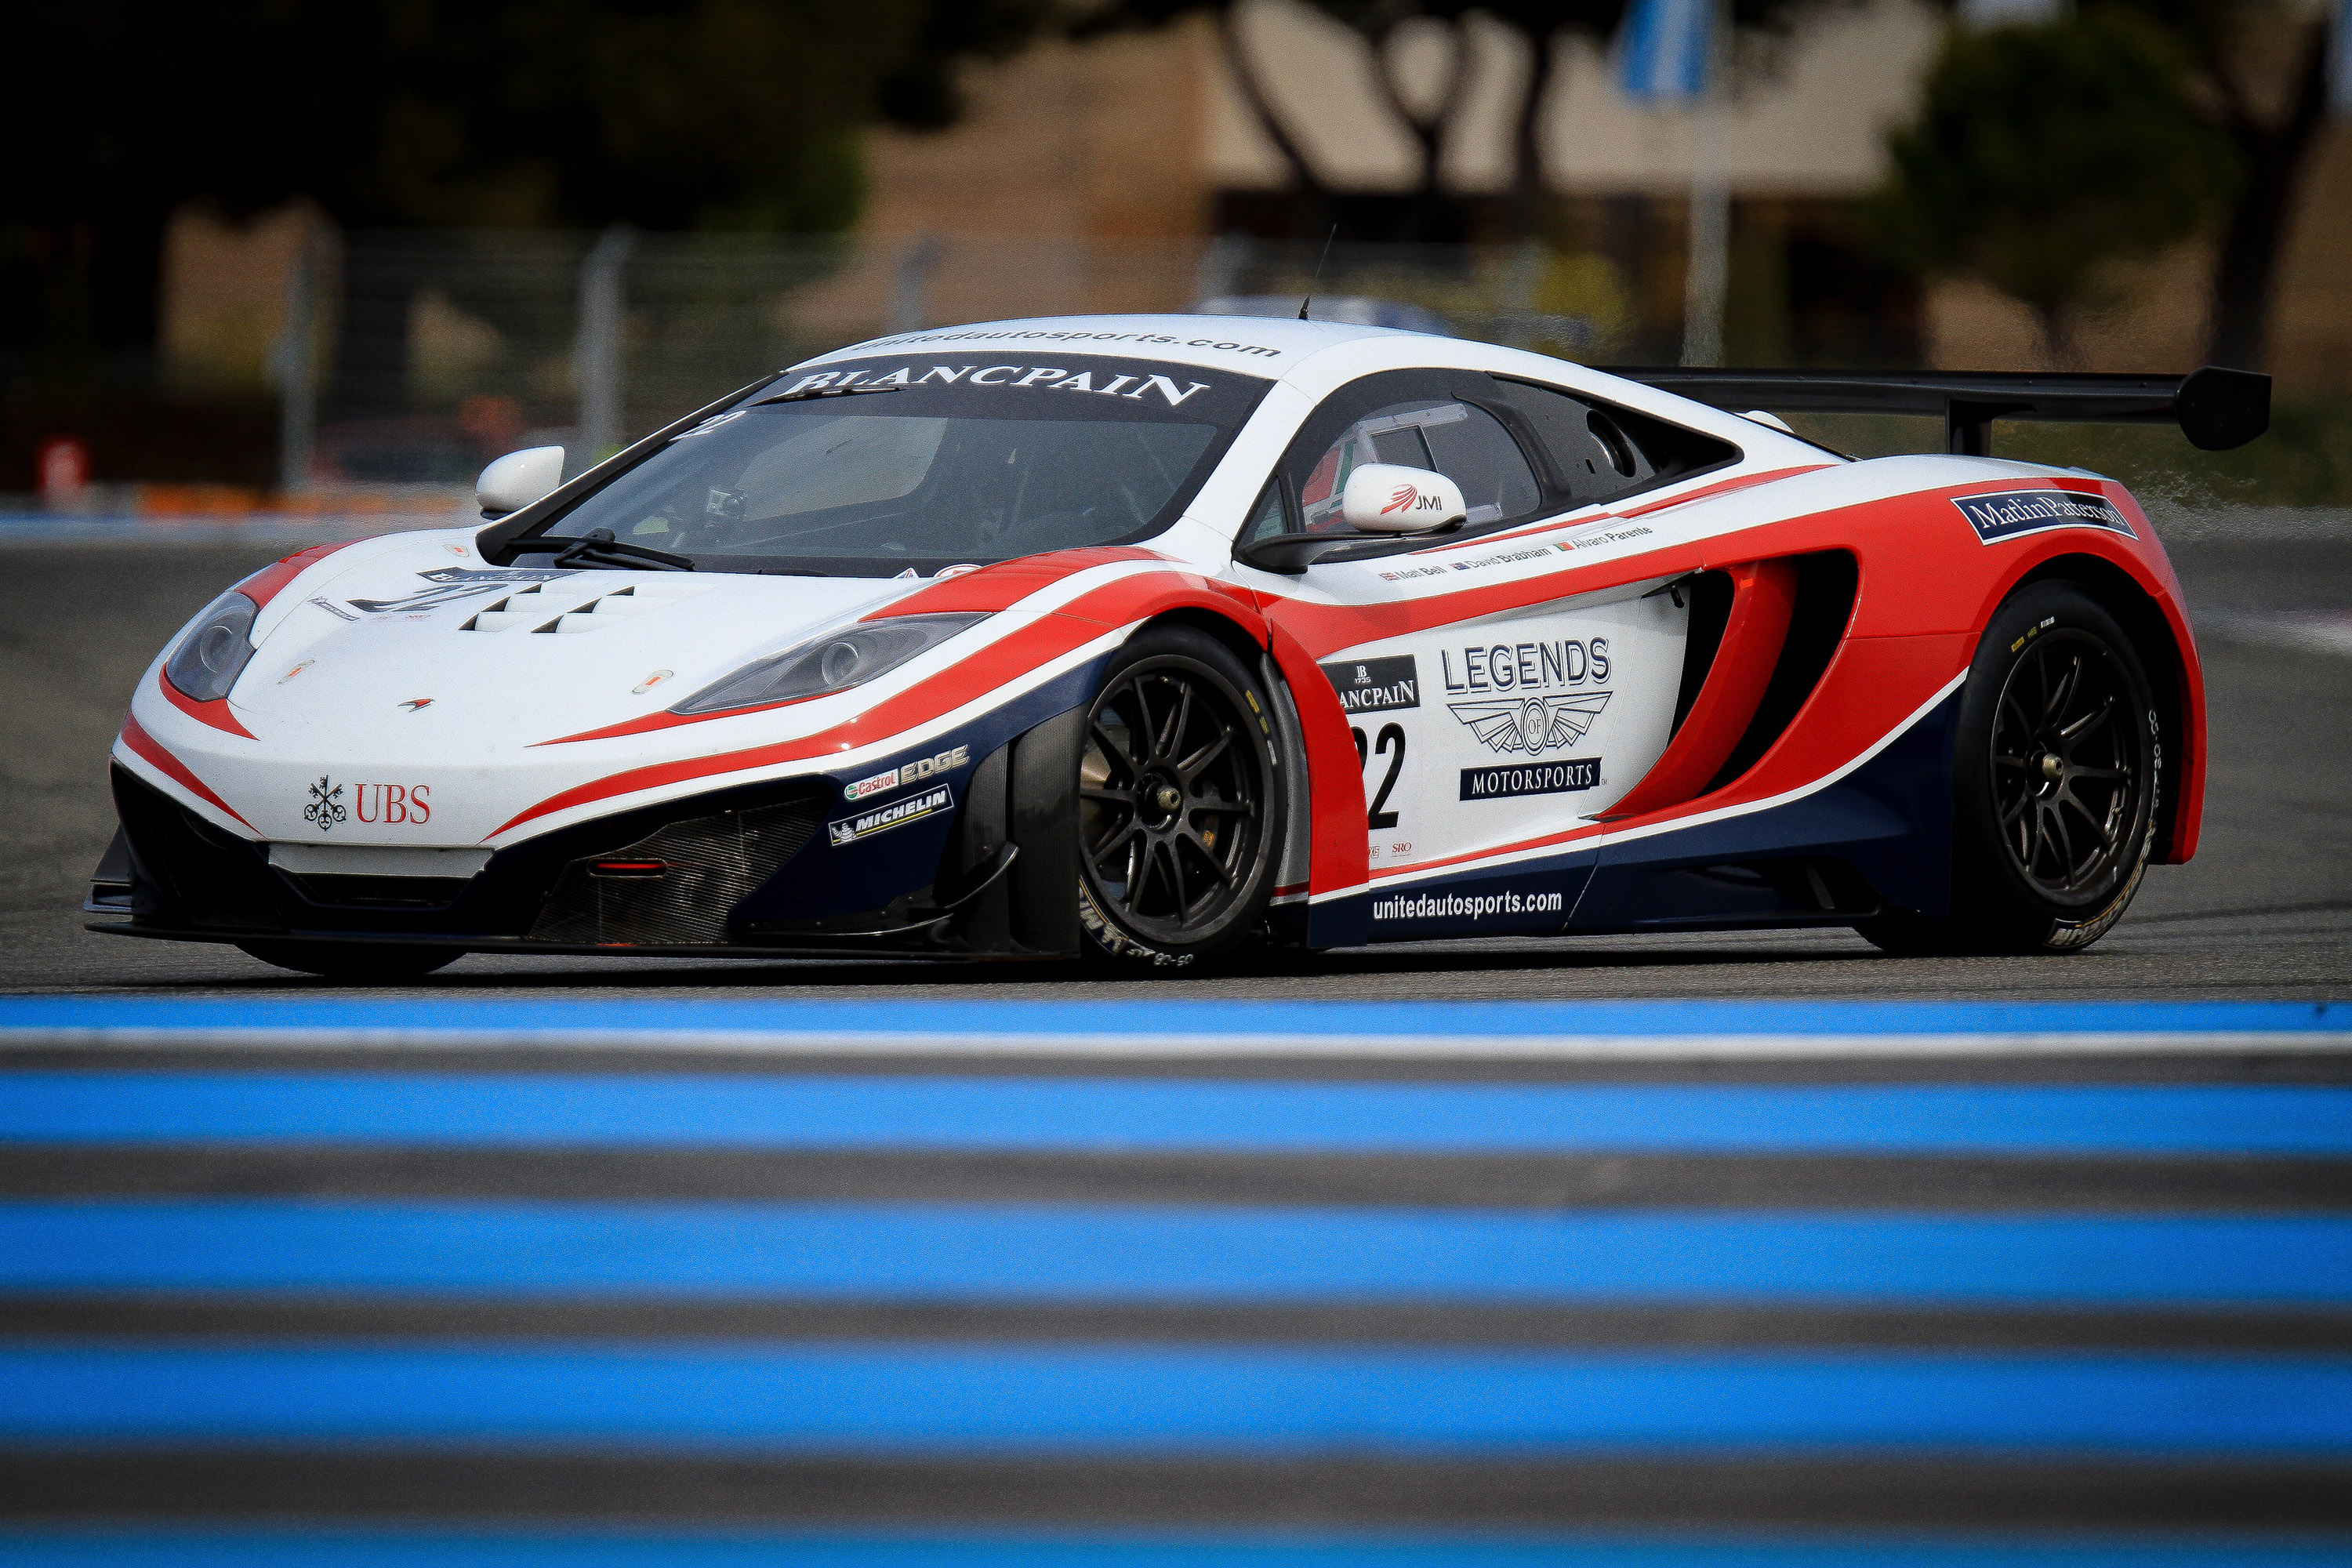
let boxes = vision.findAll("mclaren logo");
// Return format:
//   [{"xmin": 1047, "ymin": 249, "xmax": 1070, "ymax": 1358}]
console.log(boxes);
[{"xmin": 1447, "ymin": 692, "xmax": 1610, "ymax": 755}]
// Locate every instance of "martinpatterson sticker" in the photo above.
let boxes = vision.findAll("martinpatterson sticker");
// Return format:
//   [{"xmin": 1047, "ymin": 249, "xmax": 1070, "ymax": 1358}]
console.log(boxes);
[
  {"xmin": 1318, "ymin": 655, "xmax": 1421, "ymax": 715},
  {"xmin": 1459, "ymin": 759, "xmax": 1601, "ymax": 800},
  {"xmin": 1952, "ymin": 488, "xmax": 2135, "ymax": 544},
  {"xmin": 827, "ymin": 785, "xmax": 953, "ymax": 846}
]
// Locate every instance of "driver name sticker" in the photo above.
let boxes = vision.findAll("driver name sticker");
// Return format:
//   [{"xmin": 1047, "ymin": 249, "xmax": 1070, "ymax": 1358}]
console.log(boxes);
[
  {"xmin": 1953, "ymin": 488, "xmax": 2135, "ymax": 544},
  {"xmin": 828, "ymin": 785, "xmax": 953, "ymax": 846}
]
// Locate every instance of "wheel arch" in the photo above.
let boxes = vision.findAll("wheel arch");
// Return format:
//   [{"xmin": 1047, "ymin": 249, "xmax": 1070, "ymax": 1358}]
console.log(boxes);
[
  {"xmin": 2006, "ymin": 551, "xmax": 2202, "ymax": 863},
  {"xmin": 1121, "ymin": 604, "xmax": 1364, "ymax": 938}
]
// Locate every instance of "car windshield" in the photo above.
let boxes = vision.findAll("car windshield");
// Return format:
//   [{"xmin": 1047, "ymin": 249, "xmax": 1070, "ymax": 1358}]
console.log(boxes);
[{"xmin": 528, "ymin": 354, "xmax": 1272, "ymax": 576}]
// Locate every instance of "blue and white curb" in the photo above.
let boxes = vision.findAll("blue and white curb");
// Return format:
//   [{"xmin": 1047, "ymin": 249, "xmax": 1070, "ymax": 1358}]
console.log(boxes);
[{"xmin": 2, "ymin": 998, "xmax": 2347, "ymax": 1058}]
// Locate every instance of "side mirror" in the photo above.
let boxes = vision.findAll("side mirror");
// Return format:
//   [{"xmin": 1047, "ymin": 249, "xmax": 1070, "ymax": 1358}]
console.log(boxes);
[
  {"xmin": 1341, "ymin": 463, "xmax": 1467, "ymax": 533},
  {"xmin": 477, "ymin": 446, "xmax": 566, "ymax": 520},
  {"xmin": 1232, "ymin": 461, "xmax": 1474, "ymax": 576}
]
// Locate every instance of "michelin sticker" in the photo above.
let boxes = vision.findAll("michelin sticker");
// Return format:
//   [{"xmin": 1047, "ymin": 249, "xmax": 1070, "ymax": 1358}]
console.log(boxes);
[{"xmin": 828, "ymin": 785, "xmax": 953, "ymax": 846}]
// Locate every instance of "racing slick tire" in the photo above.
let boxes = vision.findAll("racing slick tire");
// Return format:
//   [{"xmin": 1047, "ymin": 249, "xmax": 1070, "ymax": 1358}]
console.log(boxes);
[
  {"xmin": 1861, "ymin": 581, "xmax": 2161, "ymax": 956},
  {"xmin": 1069, "ymin": 625, "xmax": 1286, "ymax": 967},
  {"xmin": 235, "ymin": 940, "xmax": 463, "ymax": 982}
]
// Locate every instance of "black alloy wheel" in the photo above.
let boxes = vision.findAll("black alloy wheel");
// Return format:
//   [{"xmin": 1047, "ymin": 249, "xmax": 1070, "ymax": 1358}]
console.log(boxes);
[
  {"xmin": 1990, "ymin": 626, "xmax": 2144, "ymax": 899},
  {"xmin": 1861, "ymin": 581, "xmax": 2159, "ymax": 956},
  {"xmin": 1076, "ymin": 628, "xmax": 1282, "ymax": 964}
]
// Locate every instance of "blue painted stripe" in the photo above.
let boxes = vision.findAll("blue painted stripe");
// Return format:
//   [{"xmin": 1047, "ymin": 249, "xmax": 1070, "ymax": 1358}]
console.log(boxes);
[
  {"xmin": 5, "ymin": 1345, "xmax": 2350, "ymax": 1453},
  {"xmin": 5, "ymin": 1201, "xmax": 2349, "ymax": 1305},
  {"xmin": 1, "ymin": 996, "xmax": 2343, "ymax": 1040},
  {"xmin": 3, "ymin": 1531, "xmax": 2350, "ymax": 1568},
  {"xmin": 8, "ymin": 1075, "xmax": 2352, "ymax": 1155}
]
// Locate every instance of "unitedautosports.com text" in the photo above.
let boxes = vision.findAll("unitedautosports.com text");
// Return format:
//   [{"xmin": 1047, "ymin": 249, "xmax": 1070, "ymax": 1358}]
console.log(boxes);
[{"xmin": 1371, "ymin": 889, "xmax": 1565, "ymax": 922}]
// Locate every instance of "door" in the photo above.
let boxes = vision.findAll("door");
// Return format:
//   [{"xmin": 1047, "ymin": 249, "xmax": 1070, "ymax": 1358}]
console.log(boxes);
[{"xmin": 1250, "ymin": 369, "xmax": 1706, "ymax": 937}]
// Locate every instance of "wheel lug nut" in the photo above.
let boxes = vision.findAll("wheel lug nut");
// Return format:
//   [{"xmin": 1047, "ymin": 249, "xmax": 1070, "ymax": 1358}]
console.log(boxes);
[{"xmin": 1155, "ymin": 786, "xmax": 1181, "ymax": 811}]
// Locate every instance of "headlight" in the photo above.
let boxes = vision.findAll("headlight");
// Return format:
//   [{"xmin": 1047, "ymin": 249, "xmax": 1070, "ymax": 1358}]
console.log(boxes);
[
  {"xmin": 163, "ymin": 590, "xmax": 261, "ymax": 702},
  {"xmin": 673, "ymin": 613, "xmax": 986, "ymax": 716}
]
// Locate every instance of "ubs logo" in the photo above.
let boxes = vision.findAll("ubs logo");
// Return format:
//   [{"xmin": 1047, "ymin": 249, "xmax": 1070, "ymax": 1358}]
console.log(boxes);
[
  {"xmin": 355, "ymin": 783, "xmax": 431, "ymax": 824},
  {"xmin": 303, "ymin": 776, "xmax": 431, "ymax": 829},
  {"xmin": 303, "ymin": 776, "xmax": 347, "ymax": 832}
]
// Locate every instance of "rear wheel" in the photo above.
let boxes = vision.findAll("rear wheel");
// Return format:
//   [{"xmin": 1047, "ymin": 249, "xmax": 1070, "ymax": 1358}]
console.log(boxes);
[
  {"xmin": 1862, "ymin": 582, "xmax": 2159, "ymax": 956},
  {"xmin": 1075, "ymin": 626, "xmax": 1283, "ymax": 967},
  {"xmin": 236, "ymin": 940, "xmax": 462, "ymax": 982}
]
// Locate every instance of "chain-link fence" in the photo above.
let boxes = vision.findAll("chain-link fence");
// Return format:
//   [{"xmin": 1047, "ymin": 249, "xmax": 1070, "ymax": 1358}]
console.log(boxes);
[
  {"xmin": 21, "ymin": 223, "xmax": 2332, "ymax": 514},
  {"xmin": 277, "ymin": 230, "xmax": 1619, "ymax": 492}
]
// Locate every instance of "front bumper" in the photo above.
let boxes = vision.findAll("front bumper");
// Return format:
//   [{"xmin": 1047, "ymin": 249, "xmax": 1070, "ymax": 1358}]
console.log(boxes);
[{"xmin": 94, "ymin": 757, "xmax": 1032, "ymax": 961}]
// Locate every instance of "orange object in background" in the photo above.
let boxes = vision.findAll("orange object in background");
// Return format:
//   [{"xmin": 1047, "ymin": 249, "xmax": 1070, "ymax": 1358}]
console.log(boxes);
[
  {"xmin": 37, "ymin": 437, "xmax": 89, "ymax": 507},
  {"xmin": 133, "ymin": 484, "xmax": 266, "ymax": 517}
]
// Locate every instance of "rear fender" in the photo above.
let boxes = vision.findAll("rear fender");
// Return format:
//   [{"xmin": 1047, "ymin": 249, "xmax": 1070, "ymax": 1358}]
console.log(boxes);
[{"xmin": 1975, "ymin": 519, "xmax": 2203, "ymax": 865}]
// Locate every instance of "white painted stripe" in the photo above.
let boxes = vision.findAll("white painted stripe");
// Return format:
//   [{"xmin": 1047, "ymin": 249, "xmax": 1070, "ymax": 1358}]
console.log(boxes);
[{"xmin": 5, "ymin": 1027, "xmax": 2347, "ymax": 1059}]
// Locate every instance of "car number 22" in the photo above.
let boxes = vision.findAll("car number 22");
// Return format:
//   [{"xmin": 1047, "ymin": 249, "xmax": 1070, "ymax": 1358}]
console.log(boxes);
[{"xmin": 1351, "ymin": 724, "xmax": 1406, "ymax": 830}]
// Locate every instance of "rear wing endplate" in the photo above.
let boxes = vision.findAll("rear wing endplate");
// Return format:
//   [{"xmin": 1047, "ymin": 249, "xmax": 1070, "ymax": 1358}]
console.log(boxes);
[{"xmin": 1599, "ymin": 365, "xmax": 2270, "ymax": 456}]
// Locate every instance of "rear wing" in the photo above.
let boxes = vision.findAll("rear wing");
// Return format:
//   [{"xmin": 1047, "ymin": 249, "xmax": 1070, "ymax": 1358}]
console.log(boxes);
[{"xmin": 1599, "ymin": 365, "xmax": 2270, "ymax": 456}]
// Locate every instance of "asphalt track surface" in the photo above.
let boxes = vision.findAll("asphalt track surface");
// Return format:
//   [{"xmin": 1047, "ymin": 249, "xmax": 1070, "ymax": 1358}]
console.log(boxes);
[
  {"xmin": 3, "ymin": 515, "xmax": 2347, "ymax": 999},
  {"xmin": 1, "ymin": 997, "xmax": 2349, "ymax": 1563},
  {"xmin": 4, "ymin": 516, "xmax": 2352, "ymax": 1557}
]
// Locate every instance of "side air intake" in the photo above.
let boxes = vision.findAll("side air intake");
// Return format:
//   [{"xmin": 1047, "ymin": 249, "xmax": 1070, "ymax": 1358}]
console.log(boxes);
[{"xmin": 529, "ymin": 796, "xmax": 824, "ymax": 946}]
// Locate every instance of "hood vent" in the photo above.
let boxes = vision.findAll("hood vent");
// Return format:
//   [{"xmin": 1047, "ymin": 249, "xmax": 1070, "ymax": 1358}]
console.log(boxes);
[{"xmin": 463, "ymin": 578, "xmax": 709, "ymax": 634}]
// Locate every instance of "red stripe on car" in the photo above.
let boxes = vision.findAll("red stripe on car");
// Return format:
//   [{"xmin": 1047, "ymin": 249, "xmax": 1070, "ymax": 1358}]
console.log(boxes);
[
  {"xmin": 234, "ymin": 540, "xmax": 363, "ymax": 612},
  {"xmin": 155, "ymin": 667, "xmax": 257, "ymax": 740},
  {"xmin": 118, "ymin": 714, "xmax": 257, "ymax": 832}
]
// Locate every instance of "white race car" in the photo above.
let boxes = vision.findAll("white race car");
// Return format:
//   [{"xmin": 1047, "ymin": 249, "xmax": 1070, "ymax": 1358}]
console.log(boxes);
[{"xmin": 90, "ymin": 315, "xmax": 2262, "ymax": 977}]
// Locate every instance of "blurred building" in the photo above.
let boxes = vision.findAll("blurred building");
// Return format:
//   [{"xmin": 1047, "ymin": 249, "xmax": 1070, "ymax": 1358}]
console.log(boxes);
[
  {"xmin": 87, "ymin": 0, "xmax": 2352, "ymax": 503},
  {"xmin": 848, "ymin": 0, "xmax": 2352, "ymax": 386}
]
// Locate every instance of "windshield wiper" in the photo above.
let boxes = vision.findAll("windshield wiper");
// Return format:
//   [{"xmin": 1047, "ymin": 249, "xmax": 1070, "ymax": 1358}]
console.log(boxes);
[
  {"xmin": 753, "ymin": 383, "xmax": 907, "ymax": 406},
  {"xmin": 511, "ymin": 529, "xmax": 695, "ymax": 572}
]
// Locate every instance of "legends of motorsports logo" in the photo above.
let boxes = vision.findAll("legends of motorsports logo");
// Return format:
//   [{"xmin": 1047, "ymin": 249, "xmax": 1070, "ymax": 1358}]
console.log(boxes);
[{"xmin": 1442, "ymin": 635, "xmax": 1611, "ymax": 757}]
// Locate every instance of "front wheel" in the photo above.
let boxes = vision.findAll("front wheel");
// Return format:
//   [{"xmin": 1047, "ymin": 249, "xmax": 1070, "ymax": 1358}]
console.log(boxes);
[
  {"xmin": 1073, "ymin": 626, "xmax": 1285, "ymax": 967},
  {"xmin": 1861, "ymin": 581, "xmax": 2161, "ymax": 956},
  {"xmin": 236, "ymin": 940, "xmax": 462, "ymax": 982}
]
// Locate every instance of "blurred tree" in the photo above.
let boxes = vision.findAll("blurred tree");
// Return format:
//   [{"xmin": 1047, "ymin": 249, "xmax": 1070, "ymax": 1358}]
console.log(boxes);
[
  {"xmin": 2096, "ymin": 0, "xmax": 2337, "ymax": 369},
  {"xmin": 1866, "ymin": 10, "xmax": 2237, "ymax": 366},
  {"xmin": 1069, "ymin": 0, "xmax": 1337, "ymax": 224},
  {"xmin": 1479, "ymin": 0, "xmax": 1835, "ymax": 242},
  {"xmin": 0, "ymin": 0, "xmax": 1056, "ymax": 373},
  {"xmin": 1073, "ymin": 0, "xmax": 1835, "ymax": 243}
]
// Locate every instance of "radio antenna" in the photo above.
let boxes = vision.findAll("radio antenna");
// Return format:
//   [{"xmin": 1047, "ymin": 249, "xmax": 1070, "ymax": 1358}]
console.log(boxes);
[{"xmin": 1298, "ymin": 225, "xmax": 1338, "ymax": 321}]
